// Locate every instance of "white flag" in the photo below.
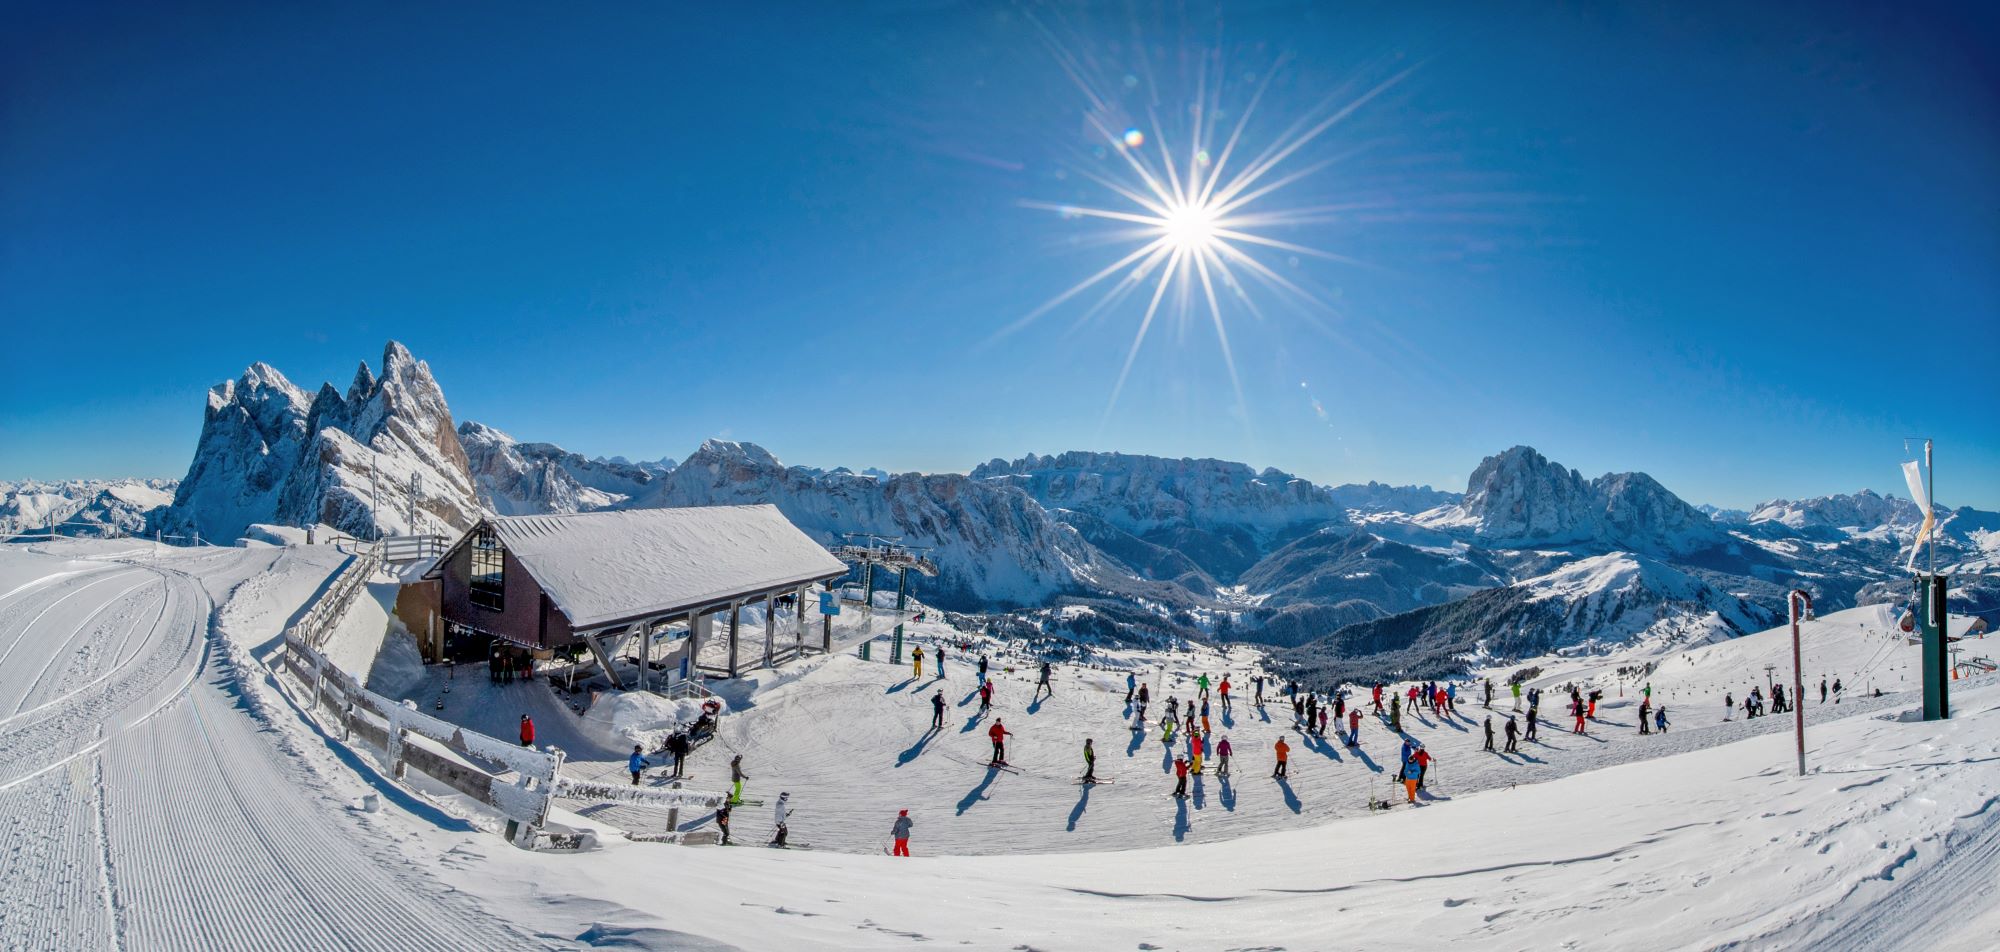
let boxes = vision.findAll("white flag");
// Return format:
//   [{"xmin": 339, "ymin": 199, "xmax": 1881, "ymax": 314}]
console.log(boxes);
[{"xmin": 1903, "ymin": 459, "xmax": 1934, "ymax": 571}]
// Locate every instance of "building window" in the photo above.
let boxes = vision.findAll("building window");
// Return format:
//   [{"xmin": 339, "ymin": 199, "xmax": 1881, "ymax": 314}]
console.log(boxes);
[{"xmin": 469, "ymin": 526, "xmax": 504, "ymax": 611}]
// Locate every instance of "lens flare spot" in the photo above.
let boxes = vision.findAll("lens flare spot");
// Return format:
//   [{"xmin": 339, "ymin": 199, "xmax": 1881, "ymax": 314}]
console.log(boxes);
[{"xmin": 1122, "ymin": 127, "xmax": 1146, "ymax": 149}]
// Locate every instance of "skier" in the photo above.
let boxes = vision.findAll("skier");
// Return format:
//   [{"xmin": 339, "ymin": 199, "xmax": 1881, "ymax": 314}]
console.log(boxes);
[
  {"xmin": 1524, "ymin": 702, "xmax": 1540, "ymax": 742},
  {"xmin": 1291, "ymin": 694, "xmax": 1305, "ymax": 726},
  {"xmin": 978, "ymin": 653, "xmax": 990, "ymax": 684},
  {"xmin": 978, "ymin": 680, "xmax": 994, "ymax": 713},
  {"xmin": 1511, "ymin": 680, "xmax": 1523, "ymax": 711},
  {"xmin": 1318, "ymin": 706, "xmax": 1330, "ymax": 738},
  {"xmin": 1639, "ymin": 698, "xmax": 1651, "ymax": 734},
  {"xmin": 891, "ymin": 809, "xmax": 912, "ymax": 856},
  {"xmin": 1082, "ymin": 738, "xmax": 1097, "ymax": 783},
  {"xmin": 667, "ymin": 731, "xmax": 690, "ymax": 778},
  {"xmin": 1303, "ymin": 694, "xmax": 1317, "ymax": 733},
  {"xmin": 1389, "ymin": 694, "xmax": 1402, "ymax": 733},
  {"xmin": 1820, "ymin": 679, "xmax": 1828, "ymax": 704},
  {"xmin": 1333, "ymin": 691, "xmax": 1346, "ymax": 723},
  {"xmin": 937, "ymin": 646, "xmax": 946, "ymax": 677},
  {"xmin": 1125, "ymin": 671, "xmax": 1137, "ymax": 704},
  {"xmin": 1484, "ymin": 678, "xmax": 1494, "ymax": 709},
  {"xmin": 1654, "ymin": 706, "xmax": 1669, "ymax": 733},
  {"xmin": 1483, "ymin": 715, "xmax": 1495, "ymax": 751},
  {"xmin": 1409, "ymin": 747, "xmax": 1436, "ymax": 801},
  {"xmin": 1347, "ymin": 708, "xmax": 1362, "ymax": 747},
  {"xmin": 1219, "ymin": 676, "xmax": 1232, "ymax": 712},
  {"xmin": 1503, "ymin": 714, "xmax": 1520, "ymax": 753},
  {"xmin": 1587, "ymin": 689, "xmax": 1601, "ymax": 720},
  {"xmin": 1724, "ymin": 691, "xmax": 1734, "ymax": 721},
  {"xmin": 629, "ymin": 745, "xmax": 647, "ymax": 785},
  {"xmin": 1642, "ymin": 681, "xmax": 1653, "ymax": 704},
  {"xmin": 1571, "ymin": 694, "xmax": 1587, "ymax": 734},
  {"xmin": 1272, "ymin": 736, "xmax": 1290, "ymax": 779},
  {"xmin": 1254, "ymin": 674, "xmax": 1265, "ymax": 706},
  {"xmin": 714, "ymin": 802, "xmax": 732, "ymax": 845},
  {"xmin": 1137, "ymin": 683, "xmax": 1150, "ymax": 709},
  {"xmin": 1172, "ymin": 755, "xmax": 1190, "ymax": 798},
  {"xmin": 1191, "ymin": 730, "xmax": 1205, "ymax": 775},
  {"xmin": 1200, "ymin": 697, "xmax": 1212, "ymax": 736},
  {"xmin": 1131, "ymin": 705, "xmax": 1148, "ymax": 732},
  {"xmin": 930, "ymin": 689, "xmax": 946, "ymax": 730},
  {"xmin": 1372, "ymin": 683, "xmax": 1385, "ymax": 714},
  {"xmin": 1034, "ymin": 661, "xmax": 1054, "ymax": 701},
  {"xmin": 987, "ymin": 720, "xmax": 1013, "ymax": 765},
  {"xmin": 1216, "ymin": 735, "xmax": 1233, "ymax": 777},
  {"xmin": 912, "ymin": 645, "xmax": 923, "ymax": 679},
  {"xmin": 1832, "ymin": 678, "xmax": 1843, "ymax": 703},
  {"xmin": 1197, "ymin": 672, "xmax": 1211, "ymax": 700},
  {"xmin": 730, "ymin": 754, "xmax": 749, "ymax": 805},
  {"xmin": 770, "ymin": 792, "xmax": 792, "ymax": 847},
  {"xmin": 519, "ymin": 714, "xmax": 535, "ymax": 748},
  {"xmin": 1161, "ymin": 710, "xmax": 1177, "ymax": 744}
]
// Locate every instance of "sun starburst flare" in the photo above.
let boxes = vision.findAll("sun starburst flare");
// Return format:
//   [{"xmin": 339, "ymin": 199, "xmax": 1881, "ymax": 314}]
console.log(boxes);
[{"xmin": 1002, "ymin": 35, "xmax": 1416, "ymax": 422}]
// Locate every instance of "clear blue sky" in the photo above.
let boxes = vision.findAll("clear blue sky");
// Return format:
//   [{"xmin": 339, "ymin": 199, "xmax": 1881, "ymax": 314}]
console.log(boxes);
[{"xmin": 4, "ymin": 1, "xmax": 1996, "ymax": 509}]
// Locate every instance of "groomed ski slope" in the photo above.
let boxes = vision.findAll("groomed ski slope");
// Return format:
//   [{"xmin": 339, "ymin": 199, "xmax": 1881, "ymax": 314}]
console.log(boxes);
[{"xmin": 0, "ymin": 542, "xmax": 544, "ymax": 951}]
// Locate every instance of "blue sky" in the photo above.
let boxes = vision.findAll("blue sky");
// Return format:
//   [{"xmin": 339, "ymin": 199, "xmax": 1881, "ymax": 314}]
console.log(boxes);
[{"xmin": 4, "ymin": 1, "xmax": 1996, "ymax": 509}]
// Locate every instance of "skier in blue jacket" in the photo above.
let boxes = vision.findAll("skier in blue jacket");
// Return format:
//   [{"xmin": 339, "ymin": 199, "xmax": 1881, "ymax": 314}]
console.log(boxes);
[{"xmin": 628, "ymin": 745, "xmax": 647, "ymax": 786}]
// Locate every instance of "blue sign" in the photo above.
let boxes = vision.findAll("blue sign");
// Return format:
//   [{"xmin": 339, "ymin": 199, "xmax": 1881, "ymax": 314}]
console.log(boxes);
[{"xmin": 818, "ymin": 591, "xmax": 841, "ymax": 616}]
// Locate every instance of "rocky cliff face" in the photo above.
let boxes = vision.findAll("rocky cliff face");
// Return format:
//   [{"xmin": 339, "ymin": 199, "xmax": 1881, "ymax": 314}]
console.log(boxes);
[
  {"xmin": 157, "ymin": 342, "xmax": 481, "ymax": 541},
  {"xmin": 636, "ymin": 440, "xmax": 1145, "ymax": 610},
  {"xmin": 1415, "ymin": 446, "xmax": 1722, "ymax": 556},
  {"xmin": 459, "ymin": 421, "xmax": 669, "ymax": 516}
]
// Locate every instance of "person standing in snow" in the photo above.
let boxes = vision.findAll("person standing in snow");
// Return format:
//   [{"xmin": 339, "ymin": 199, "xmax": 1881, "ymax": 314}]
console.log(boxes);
[
  {"xmin": 1484, "ymin": 678, "xmax": 1494, "ymax": 709},
  {"xmin": 730, "ymin": 754, "xmax": 748, "ymax": 805},
  {"xmin": 519, "ymin": 714, "xmax": 535, "ymax": 748},
  {"xmin": 667, "ymin": 731, "xmax": 690, "ymax": 778},
  {"xmin": 1137, "ymin": 683, "xmax": 1150, "ymax": 710},
  {"xmin": 1483, "ymin": 715, "xmax": 1495, "ymax": 751},
  {"xmin": 979, "ymin": 679, "xmax": 994, "ymax": 713},
  {"xmin": 1511, "ymin": 680, "xmax": 1522, "ymax": 711},
  {"xmin": 912, "ymin": 645, "xmax": 924, "ymax": 679},
  {"xmin": 978, "ymin": 653, "xmax": 989, "ymax": 684},
  {"xmin": 1571, "ymin": 694, "xmax": 1587, "ymax": 734},
  {"xmin": 1254, "ymin": 674, "xmax": 1265, "ymax": 706},
  {"xmin": 1082, "ymin": 738, "xmax": 1097, "ymax": 783},
  {"xmin": 891, "ymin": 810, "xmax": 912, "ymax": 856},
  {"xmin": 1161, "ymin": 710, "xmax": 1177, "ymax": 744},
  {"xmin": 1172, "ymin": 755, "xmax": 1190, "ymax": 798},
  {"xmin": 1820, "ymin": 679, "xmax": 1828, "ymax": 704},
  {"xmin": 1333, "ymin": 690, "xmax": 1346, "ymax": 723},
  {"xmin": 1219, "ymin": 676, "xmax": 1232, "ymax": 712},
  {"xmin": 1504, "ymin": 714, "xmax": 1520, "ymax": 753},
  {"xmin": 629, "ymin": 745, "xmax": 647, "ymax": 786},
  {"xmin": 1654, "ymin": 706, "xmax": 1669, "ymax": 733},
  {"xmin": 1832, "ymin": 678, "xmax": 1843, "ymax": 703},
  {"xmin": 988, "ymin": 720, "xmax": 1013, "ymax": 765},
  {"xmin": 1216, "ymin": 735, "xmax": 1233, "ymax": 777},
  {"xmin": 1318, "ymin": 706, "xmax": 1330, "ymax": 738},
  {"xmin": 1303, "ymin": 694, "xmax": 1317, "ymax": 733},
  {"xmin": 1197, "ymin": 672, "xmax": 1211, "ymax": 700},
  {"xmin": 930, "ymin": 689, "xmax": 947, "ymax": 730},
  {"xmin": 1639, "ymin": 698, "xmax": 1652, "ymax": 735},
  {"xmin": 1125, "ymin": 671, "xmax": 1137, "ymax": 704},
  {"xmin": 1372, "ymin": 683, "xmax": 1385, "ymax": 714},
  {"xmin": 1201, "ymin": 697, "xmax": 1212, "ymax": 736},
  {"xmin": 714, "ymin": 802, "xmax": 732, "ymax": 846},
  {"xmin": 1389, "ymin": 694, "xmax": 1402, "ymax": 733},
  {"xmin": 1272, "ymin": 736, "xmax": 1290, "ymax": 779},
  {"xmin": 1347, "ymin": 708, "xmax": 1362, "ymax": 747},
  {"xmin": 1525, "ymin": 702, "xmax": 1540, "ymax": 742},
  {"xmin": 1034, "ymin": 661, "xmax": 1054, "ymax": 701},
  {"xmin": 937, "ymin": 646, "xmax": 946, "ymax": 677},
  {"xmin": 1190, "ymin": 730, "xmax": 1205, "ymax": 775},
  {"xmin": 771, "ymin": 792, "xmax": 792, "ymax": 847},
  {"xmin": 1724, "ymin": 691, "xmax": 1734, "ymax": 721}
]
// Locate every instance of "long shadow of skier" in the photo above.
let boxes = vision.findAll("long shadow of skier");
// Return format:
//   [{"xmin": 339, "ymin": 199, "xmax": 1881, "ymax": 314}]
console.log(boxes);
[
  {"xmin": 1026, "ymin": 695, "xmax": 1046, "ymax": 716},
  {"xmin": 1351, "ymin": 745, "xmax": 1382, "ymax": 773},
  {"xmin": 1304, "ymin": 733, "xmax": 1344, "ymax": 763},
  {"xmin": 956, "ymin": 767, "xmax": 1000, "ymax": 815},
  {"xmin": 1125, "ymin": 727, "xmax": 1145, "ymax": 758},
  {"xmin": 1160, "ymin": 743, "xmax": 1174, "ymax": 773},
  {"xmin": 1066, "ymin": 783, "xmax": 1091, "ymax": 832},
  {"xmin": 1276, "ymin": 776, "xmax": 1302, "ymax": 814},
  {"xmin": 1221, "ymin": 708, "xmax": 1235, "ymax": 729},
  {"xmin": 1172, "ymin": 797, "xmax": 1191, "ymax": 841},
  {"xmin": 1192, "ymin": 775, "xmax": 1206, "ymax": 810},
  {"xmin": 960, "ymin": 711, "xmax": 985, "ymax": 733},
  {"xmin": 958, "ymin": 688, "xmax": 980, "ymax": 707},
  {"xmin": 1256, "ymin": 706, "xmax": 1271, "ymax": 723},
  {"xmin": 1435, "ymin": 714, "xmax": 1470, "ymax": 733},
  {"xmin": 885, "ymin": 678, "xmax": 915, "ymax": 694},
  {"xmin": 1218, "ymin": 776, "xmax": 1236, "ymax": 812},
  {"xmin": 896, "ymin": 729, "xmax": 937, "ymax": 767}
]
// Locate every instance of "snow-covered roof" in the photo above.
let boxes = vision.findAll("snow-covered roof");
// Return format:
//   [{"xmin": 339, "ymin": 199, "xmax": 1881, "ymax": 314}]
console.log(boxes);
[{"xmin": 472, "ymin": 505, "xmax": 847, "ymax": 630}]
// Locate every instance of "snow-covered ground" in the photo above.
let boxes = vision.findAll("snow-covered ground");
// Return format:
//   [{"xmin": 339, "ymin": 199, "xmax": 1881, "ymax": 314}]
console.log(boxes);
[{"xmin": 1, "ymin": 538, "xmax": 1995, "ymax": 950}]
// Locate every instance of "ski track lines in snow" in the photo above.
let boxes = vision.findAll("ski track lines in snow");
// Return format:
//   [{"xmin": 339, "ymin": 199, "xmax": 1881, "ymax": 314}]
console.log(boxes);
[{"xmin": 0, "ymin": 546, "xmax": 541, "ymax": 952}]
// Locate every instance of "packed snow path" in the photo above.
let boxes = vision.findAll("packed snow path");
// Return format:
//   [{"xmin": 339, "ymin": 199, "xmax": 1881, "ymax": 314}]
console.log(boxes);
[{"xmin": 0, "ymin": 546, "xmax": 538, "ymax": 951}]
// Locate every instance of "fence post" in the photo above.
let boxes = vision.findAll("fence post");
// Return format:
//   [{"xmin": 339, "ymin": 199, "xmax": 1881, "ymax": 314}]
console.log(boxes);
[{"xmin": 667, "ymin": 780, "xmax": 682, "ymax": 837}]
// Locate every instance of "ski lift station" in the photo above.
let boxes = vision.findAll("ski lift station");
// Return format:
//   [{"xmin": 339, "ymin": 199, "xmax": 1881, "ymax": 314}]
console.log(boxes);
[{"xmin": 397, "ymin": 505, "xmax": 849, "ymax": 689}]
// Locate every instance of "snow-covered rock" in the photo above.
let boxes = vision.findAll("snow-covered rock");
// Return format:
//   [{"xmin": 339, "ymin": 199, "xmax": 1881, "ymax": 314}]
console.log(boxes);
[
  {"xmin": 1414, "ymin": 446, "xmax": 1722, "ymax": 556},
  {"xmin": 633, "ymin": 440, "xmax": 1137, "ymax": 610},
  {"xmin": 156, "ymin": 342, "xmax": 483, "ymax": 542},
  {"xmin": 1748, "ymin": 489, "xmax": 1923, "ymax": 530},
  {"xmin": 458, "ymin": 421, "xmax": 670, "ymax": 516}
]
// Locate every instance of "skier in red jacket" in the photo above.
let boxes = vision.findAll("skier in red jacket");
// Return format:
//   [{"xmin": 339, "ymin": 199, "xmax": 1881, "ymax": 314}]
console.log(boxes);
[
  {"xmin": 987, "ymin": 720, "xmax": 1013, "ymax": 765},
  {"xmin": 519, "ymin": 714, "xmax": 535, "ymax": 747}
]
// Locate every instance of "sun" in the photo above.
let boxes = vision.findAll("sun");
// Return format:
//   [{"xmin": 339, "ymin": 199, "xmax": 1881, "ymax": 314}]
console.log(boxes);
[{"xmin": 1161, "ymin": 199, "xmax": 1220, "ymax": 251}]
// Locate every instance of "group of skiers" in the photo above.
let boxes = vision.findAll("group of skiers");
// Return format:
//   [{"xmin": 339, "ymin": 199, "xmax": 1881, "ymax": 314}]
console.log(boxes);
[{"xmin": 488, "ymin": 648, "xmax": 534, "ymax": 683}]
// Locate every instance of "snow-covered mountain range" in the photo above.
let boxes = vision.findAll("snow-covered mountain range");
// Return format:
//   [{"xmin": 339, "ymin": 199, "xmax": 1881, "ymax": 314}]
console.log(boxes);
[
  {"xmin": 154, "ymin": 343, "xmax": 483, "ymax": 542},
  {"xmin": 21, "ymin": 339, "xmax": 1991, "ymax": 678},
  {"xmin": 0, "ymin": 479, "xmax": 178, "ymax": 539}
]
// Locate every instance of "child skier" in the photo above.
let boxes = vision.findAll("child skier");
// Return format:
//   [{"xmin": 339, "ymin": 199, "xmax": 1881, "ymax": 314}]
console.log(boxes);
[
  {"xmin": 629, "ymin": 745, "xmax": 647, "ymax": 785},
  {"xmin": 987, "ymin": 720, "xmax": 1013, "ymax": 765},
  {"xmin": 891, "ymin": 810, "xmax": 912, "ymax": 856}
]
